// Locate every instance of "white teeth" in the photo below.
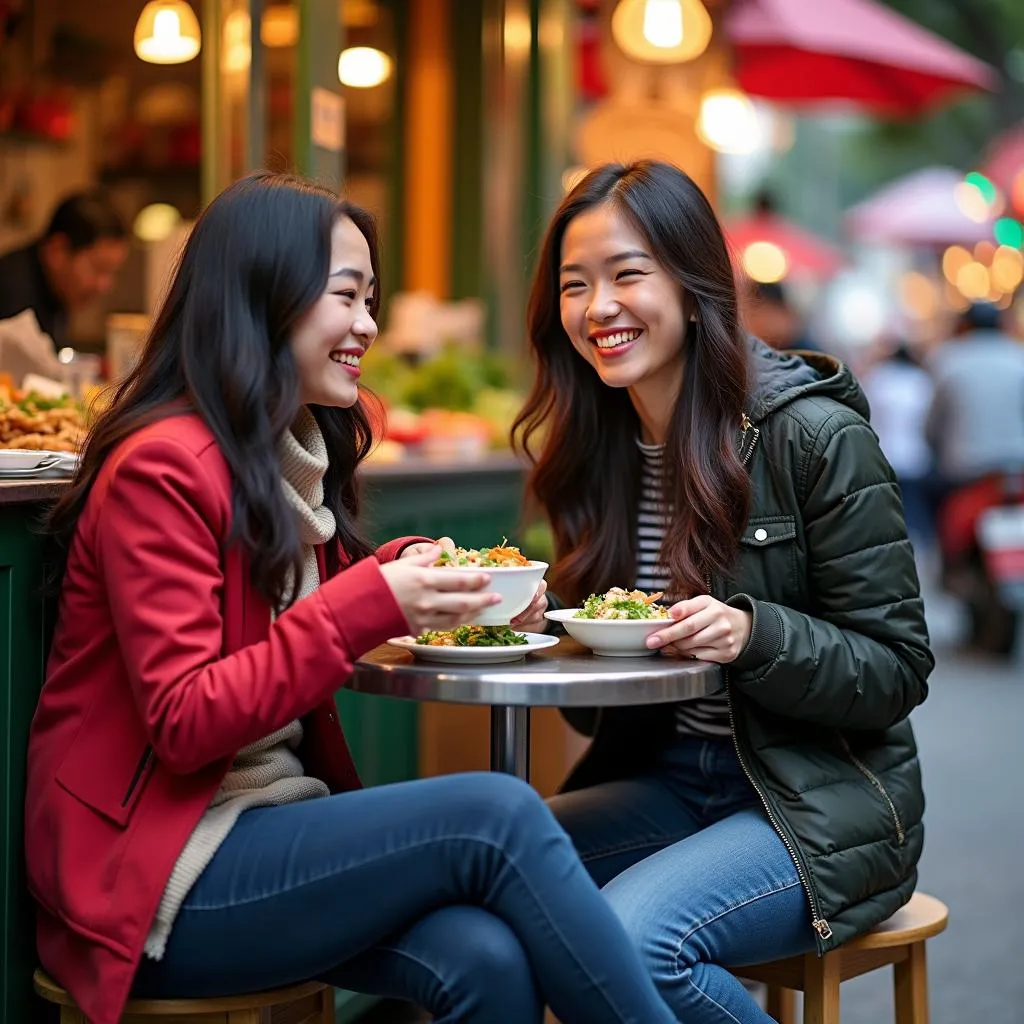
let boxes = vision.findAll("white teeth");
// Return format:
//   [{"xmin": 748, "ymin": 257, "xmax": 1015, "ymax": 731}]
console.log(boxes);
[
  {"xmin": 595, "ymin": 329, "xmax": 641, "ymax": 349},
  {"xmin": 330, "ymin": 352, "xmax": 361, "ymax": 366}
]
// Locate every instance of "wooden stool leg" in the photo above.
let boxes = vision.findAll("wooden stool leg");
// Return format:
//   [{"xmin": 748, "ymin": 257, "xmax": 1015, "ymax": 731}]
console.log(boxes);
[
  {"xmin": 766, "ymin": 986, "xmax": 798, "ymax": 1024},
  {"xmin": 803, "ymin": 951, "xmax": 840, "ymax": 1024},
  {"xmin": 320, "ymin": 985, "xmax": 336, "ymax": 1023},
  {"xmin": 60, "ymin": 1010, "xmax": 87, "ymax": 1024},
  {"xmin": 894, "ymin": 942, "xmax": 929, "ymax": 1024}
]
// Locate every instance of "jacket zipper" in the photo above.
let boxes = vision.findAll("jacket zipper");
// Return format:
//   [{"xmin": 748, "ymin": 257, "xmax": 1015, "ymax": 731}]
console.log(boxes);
[
  {"xmin": 121, "ymin": 746, "xmax": 154, "ymax": 807},
  {"xmin": 724, "ymin": 686, "xmax": 833, "ymax": 942},
  {"xmin": 710, "ymin": 417, "xmax": 834, "ymax": 944},
  {"xmin": 836, "ymin": 734, "xmax": 906, "ymax": 846}
]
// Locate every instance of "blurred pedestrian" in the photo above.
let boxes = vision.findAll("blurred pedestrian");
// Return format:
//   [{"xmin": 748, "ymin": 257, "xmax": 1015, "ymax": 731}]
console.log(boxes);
[
  {"xmin": 925, "ymin": 302, "xmax": 1024, "ymax": 487},
  {"xmin": 861, "ymin": 342, "xmax": 935, "ymax": 548},
  {"xmin": 741, "ymin": 280, "xmax": 821, "ymax": 352}
]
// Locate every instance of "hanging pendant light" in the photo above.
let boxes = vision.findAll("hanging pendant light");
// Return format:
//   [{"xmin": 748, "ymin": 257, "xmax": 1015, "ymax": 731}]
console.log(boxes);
[
  {"xmin": 338, "ymin": 47, "xmax": 392, "ymax": 88},
  {"xmin": 611, "ymin": 0, "xmax": 712, "ymax": 65},
  {"xmin": 134, "ymin": 1, "xmax": 201, "ymax": 65},
  {"xmin": 697, "ymin": 88, "xmax": 761, "ymax": 154}
]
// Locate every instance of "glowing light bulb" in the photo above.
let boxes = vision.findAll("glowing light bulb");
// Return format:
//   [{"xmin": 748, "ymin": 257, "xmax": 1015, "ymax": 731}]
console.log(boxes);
[
  {"xmin": 134, "ymin": 1, "xmax": 201, "ymax": 65},
  {"xmin": 643, "ymin": 0, "xmax": 684, "ymax": 48},
  {"xmin": 697, "ymin": 89, "xmax": 760, "ymax": 154},
  {"xmin": 611, "ymin": 0, "xmax": 711, "ymax": 64},
  {"xmin": 338, "ymin": 47, "xmax": 392, "ymax": 88}
]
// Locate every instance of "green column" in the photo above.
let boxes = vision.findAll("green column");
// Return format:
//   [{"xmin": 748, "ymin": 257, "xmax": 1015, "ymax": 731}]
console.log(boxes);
[
  {"xmin": 450, "ymin": 1, "xmax": 485, "ymax": 302},
  {"xmin": 294, "ymin": 0, "xmax": 345, "ymax": 186},
  {"xmin": 0, "ymin": 505, "xmax": 56, "ymax": 1024}
]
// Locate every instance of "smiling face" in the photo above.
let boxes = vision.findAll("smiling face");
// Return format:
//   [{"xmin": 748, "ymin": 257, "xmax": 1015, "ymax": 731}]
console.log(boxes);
[
  {"xmin": 558, "ymin": 203, "xmax": 689, "ymax": 409},
  {"xmin": 290, "ymin": 215, "xmax": 378, "ymax": 409}
]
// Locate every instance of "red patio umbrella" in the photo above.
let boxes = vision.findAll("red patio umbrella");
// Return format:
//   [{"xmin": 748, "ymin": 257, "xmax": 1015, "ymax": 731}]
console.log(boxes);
[
  {"xmin": 725, "ymin": 211, "xmax": 845, "ymax": 279},
  {"xmin": 725, "ymin": 0, "xmax": 997, "ymax": 116}
]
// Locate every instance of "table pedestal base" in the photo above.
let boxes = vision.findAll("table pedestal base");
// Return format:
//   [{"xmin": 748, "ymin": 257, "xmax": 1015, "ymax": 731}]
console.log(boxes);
[{"xmin": 490, "ymin": 705, "xmax": 531, "ymax": 779}]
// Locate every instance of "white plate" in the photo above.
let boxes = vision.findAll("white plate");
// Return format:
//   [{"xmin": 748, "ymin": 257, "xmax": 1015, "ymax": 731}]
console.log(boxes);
[
  {"xmin": 387, "ymin": 631, "xmax": 559, "ymax": 664},
  {"xmin": 0, "ymin": 450, "xmax": 78, "ymax": 478},
  {"xmin": 0, "ymin": 449, "xmax": 58, "ymax": 470}
]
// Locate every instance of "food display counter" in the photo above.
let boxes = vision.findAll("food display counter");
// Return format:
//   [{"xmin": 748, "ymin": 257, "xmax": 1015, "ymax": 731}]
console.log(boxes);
[{"xmin": 0, "ymin": 453, "xmax": 529, "ymax": 1024}]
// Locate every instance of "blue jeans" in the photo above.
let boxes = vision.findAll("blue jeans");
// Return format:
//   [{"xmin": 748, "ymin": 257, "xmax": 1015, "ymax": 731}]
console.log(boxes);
[
  {"xmin": 132, "ymin": 772, "xmax": 677, "ymax": 1024},
  {"xmin": 548, "ymin": 736, "xmax": 815, "ymax": 1023}
]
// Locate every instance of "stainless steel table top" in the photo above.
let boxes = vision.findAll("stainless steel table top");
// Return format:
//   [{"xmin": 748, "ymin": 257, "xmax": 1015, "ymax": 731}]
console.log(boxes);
[{"xmin": 349, "ymin": 638, "xmax": 723, "ymax": 707}]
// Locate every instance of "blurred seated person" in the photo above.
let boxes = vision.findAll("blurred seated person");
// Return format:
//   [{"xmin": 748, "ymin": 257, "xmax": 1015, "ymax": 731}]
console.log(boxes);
[
  {"xmin": 925, "ymin": 302, "xmax": 1024, "ymax": 489},
  {"xmin": 0, "ymin": 190, "xmax": 128, "ymax": 351},
  {"xmin": 741, "ymin": 280, "xmax": 820, "ymax": 352}
]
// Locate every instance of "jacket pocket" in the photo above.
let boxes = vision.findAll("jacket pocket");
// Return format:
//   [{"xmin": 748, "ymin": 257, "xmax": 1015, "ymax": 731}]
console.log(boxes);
[
  {"xmin": 736, "ymin": 515, "xmax": 800, "ymax": 601},
  {"xmin": 56, "ymin": 698, "xmax": 156, "ymax": 828},
  {"xmin": 836, "ymin": 732, "xmax": 906, "ymax": 847}
]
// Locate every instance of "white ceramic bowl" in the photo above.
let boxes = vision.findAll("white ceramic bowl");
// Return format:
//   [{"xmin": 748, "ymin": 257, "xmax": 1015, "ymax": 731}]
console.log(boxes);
[
  {"xmin": 439, "ymin": 560, "xmax": 548, "ymax": 626},
  {"xmin": 544, "ymin": 608, "xmax": 669, "ymax": 657}
]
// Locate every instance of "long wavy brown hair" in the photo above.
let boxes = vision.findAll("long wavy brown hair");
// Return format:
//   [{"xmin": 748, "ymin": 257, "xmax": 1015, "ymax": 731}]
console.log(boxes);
[
  {"xmin": 513, "ymin": 161, "xmax": 751, "ymax": 605},
  {"xmin": 47, "ymin": 173, "xmax": 380, "ymax": 609}
]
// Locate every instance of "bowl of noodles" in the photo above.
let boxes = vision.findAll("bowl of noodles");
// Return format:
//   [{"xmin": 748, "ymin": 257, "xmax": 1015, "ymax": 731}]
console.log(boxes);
[
  {"xmin": 544, "ymin": 588, "xmax": 671, "ymax": 657},
  {"xmin": 433, "ymin": 542, "xmax": 547, "ymax": 626}
]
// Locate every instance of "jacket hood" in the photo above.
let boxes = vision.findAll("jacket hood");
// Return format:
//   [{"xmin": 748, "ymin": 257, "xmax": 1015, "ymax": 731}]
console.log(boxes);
[{"xmin": 746, "ymin": 337, "xmax": 870, "ymax": 424}]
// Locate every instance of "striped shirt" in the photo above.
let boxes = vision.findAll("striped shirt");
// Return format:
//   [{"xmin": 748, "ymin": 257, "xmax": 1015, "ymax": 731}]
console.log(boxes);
[{"xmin": 635, "ymin": 440, "xmax": 731, "ymax": 738}]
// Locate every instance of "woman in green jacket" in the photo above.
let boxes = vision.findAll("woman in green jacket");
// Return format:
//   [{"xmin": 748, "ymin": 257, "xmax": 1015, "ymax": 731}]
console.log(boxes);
[{"xmin": 512, "ymin": 160, "xmax": 934, "ymax": 1023}]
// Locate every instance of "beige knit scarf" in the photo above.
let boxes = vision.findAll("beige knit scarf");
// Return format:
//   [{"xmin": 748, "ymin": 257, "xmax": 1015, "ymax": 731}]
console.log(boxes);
[{"xmin": 278, "ymin": 406, "xmax": 337, "ymax": 607}]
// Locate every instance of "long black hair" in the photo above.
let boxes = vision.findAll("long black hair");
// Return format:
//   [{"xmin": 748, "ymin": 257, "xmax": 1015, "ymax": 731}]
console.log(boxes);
[
  {"xmin": 48, "ymin": 171, "xmax": 380, "ymax": 608},
  {"xmin": 513, "ymin": 160, "xmax": 751, "ymax": 603}
]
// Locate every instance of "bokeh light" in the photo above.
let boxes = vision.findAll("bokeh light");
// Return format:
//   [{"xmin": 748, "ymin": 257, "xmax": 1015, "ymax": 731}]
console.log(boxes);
[
  {"xmin": 742, "ymin": 242, "xmax": 788, "ymax": 283},
  {"xmin": 991, "ymin": 246, "xmax": 1024, "ymax": 292},
  {"xmin": 942, "ymin": 245, "xmax": 972, "ymax": 284},
  {"xmin": 974, "ymin": 241, "xmax": 996, "ymax": 265},
  {"xmin": 897, "ymin": 272, "xmax": 938, "ymax": 320},
  {"xmin": 993, "ymin": 217, "xmax": 1024, "ymax": 249},
  {"xmin": 965, "ymin": 172, "xmax": 998, "ymax": 206},
  {"xmin": 956, "ymin": 261, "xmax": 991, "ymax": 299},
  {"xmin": 954, "ymin": 182, "xmax": 991, "ymax": 223}
]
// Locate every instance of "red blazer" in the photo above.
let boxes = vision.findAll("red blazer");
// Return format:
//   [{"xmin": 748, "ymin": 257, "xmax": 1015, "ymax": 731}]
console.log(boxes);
[{"xmin": 24, "ymin": 413, "xmax": 424, "ymax": 1024}]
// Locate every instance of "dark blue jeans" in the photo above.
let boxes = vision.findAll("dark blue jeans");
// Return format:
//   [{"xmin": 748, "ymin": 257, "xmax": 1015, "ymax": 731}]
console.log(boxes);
[
  {"xmin": 132, "ymin": 772, "xmax": 677, "ymax": 1023},
  {"xmin": 548, "ymin": 737, "xmax": 815, "ymax": 1023}
]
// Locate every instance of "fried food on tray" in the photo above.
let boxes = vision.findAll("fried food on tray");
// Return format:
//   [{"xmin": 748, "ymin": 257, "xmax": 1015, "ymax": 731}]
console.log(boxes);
[
  {"xmin": 416, "ymin": 624, "xmax": 529, "ymax": 647},
  {"xmin": 0, "ymin": 387, "xmax": 86, "ymax": 452},
  {"xmin": 574, "ymin": 588, "xmax": 671, "ymax": 620},
  {"xmin": 433, "ymin": 540, "xmax": 531, "ymax": 568}
]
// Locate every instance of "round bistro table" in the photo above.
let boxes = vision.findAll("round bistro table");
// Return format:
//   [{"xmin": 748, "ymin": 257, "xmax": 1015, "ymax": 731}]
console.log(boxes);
[{"xmin": 348, "ymin": 638, "xmax": 723, "ymax": 781}]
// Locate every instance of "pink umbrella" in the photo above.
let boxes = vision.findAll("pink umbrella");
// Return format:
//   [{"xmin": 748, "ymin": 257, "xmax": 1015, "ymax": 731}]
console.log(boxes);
[
  {"xmin": 726, "ymin": 0, "xmax": 997, "ymax": 116},
  {"xmin": 844, "ymin": 166, "xmax": 994, "ymax": 247}
]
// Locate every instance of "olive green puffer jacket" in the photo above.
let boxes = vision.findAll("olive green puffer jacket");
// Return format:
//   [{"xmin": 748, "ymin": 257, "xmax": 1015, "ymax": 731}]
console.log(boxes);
[{"xmin": 560, "ymin": 340, "xmax": 934, "ymax": 953}]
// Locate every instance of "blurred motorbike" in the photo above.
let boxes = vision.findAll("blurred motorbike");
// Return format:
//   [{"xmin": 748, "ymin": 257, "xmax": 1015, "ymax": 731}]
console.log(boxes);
[{"xmin": 938, "ymin": 470, "xmax": 1024, "ymax": 657}]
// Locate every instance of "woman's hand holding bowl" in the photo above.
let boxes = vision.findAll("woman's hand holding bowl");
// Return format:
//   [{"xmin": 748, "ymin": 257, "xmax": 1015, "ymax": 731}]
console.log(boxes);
[{"xmin": 645, "ymin": 595, "xmax": 752, "ymax": 664}]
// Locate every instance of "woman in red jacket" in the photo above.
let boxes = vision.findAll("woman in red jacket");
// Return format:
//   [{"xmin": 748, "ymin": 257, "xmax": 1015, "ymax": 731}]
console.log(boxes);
[{"xmin": 25, "ymin": 173, "xmax": 678, "ymax": 1024}]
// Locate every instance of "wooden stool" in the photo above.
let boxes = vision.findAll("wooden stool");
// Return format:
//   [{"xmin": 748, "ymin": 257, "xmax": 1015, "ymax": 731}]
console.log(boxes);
[
  {"xmin": 737, "ymin": 892, "xmax": 949, "ymax": 1024},
  {"xmin": 33, "ymin": 969, "xmax": 335, "ymax": 1024}
]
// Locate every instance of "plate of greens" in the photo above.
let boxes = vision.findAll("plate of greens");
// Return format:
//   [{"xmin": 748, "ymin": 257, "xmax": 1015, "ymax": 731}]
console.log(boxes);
[{"xmin": 388, "ymin": 625, "xmax": 559, "ymax": 664}]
